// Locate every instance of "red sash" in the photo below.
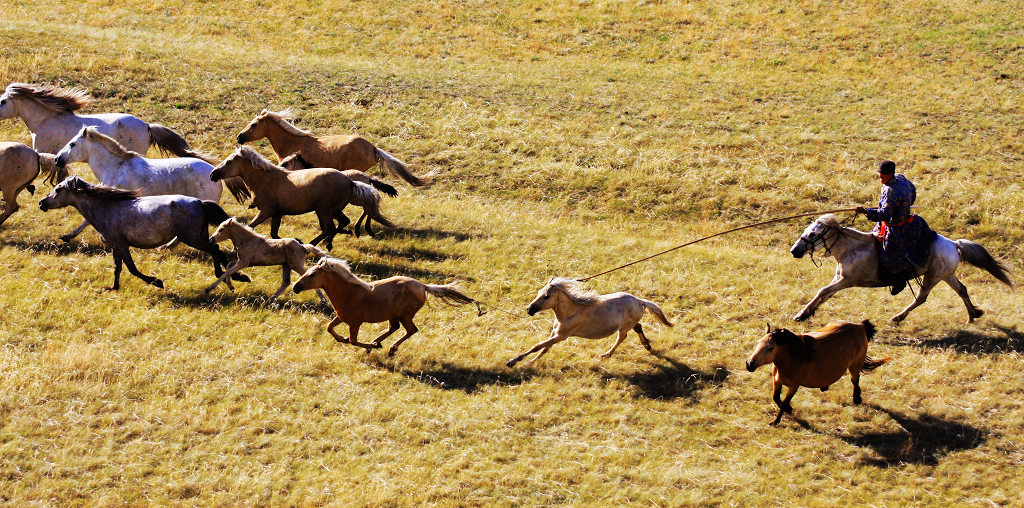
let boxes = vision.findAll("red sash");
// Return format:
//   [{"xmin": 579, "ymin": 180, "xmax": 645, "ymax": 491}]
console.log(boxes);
[{"xmin": 880, "ymin": 215, "xmax": 914, "ymax": 238}]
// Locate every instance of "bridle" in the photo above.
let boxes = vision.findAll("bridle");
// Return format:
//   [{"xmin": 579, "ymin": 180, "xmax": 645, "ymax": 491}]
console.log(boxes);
[{"xmin": 798, "ymin": 218, "xmax": 852, "ymax": 266}]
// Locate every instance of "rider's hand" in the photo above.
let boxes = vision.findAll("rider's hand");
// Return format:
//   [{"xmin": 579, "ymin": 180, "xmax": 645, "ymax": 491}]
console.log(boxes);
[{"xmin": 854, "ymin": 206, "xmax": 867, "ymax": 214}]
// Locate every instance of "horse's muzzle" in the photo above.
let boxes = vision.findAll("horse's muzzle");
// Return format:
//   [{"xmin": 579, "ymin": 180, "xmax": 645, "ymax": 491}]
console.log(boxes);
[
  {"xmin": 38, "ymin": 200, "xmax": 49, "ymax": 212},
  {"xmin": 292, "ymin": 281, "xmax": 306, "ymax": 293},
  {"xmin": 745, "ymin": 359, "xmax": 757, "ymax": 372},
  {"xmin": 526, "ymin": 304, "xmax": 538, "ymax": 316},
  {"xmin": 209, "ymin": 171, "xmax": 221, "ymax": 182},
  {"xmin": 54, "ymin": 156, "xmax": 67, "ymax": 169},
  {"xmin": 236, "ymin": 134, "xmax": 246, "ymax": 144}
]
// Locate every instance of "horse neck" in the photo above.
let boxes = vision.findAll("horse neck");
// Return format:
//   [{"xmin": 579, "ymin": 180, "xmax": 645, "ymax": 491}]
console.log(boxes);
[
  {"xmin": 11, "ymin": 97, "xmax": 64, "ymax": 134},
  {"xmin": 238, "ymin": 161, "xmax": 283, "ymax": 195},
  {"xmin": 263, "ymin": 120, "xmax": 310, "ymax": 158},
  {"xmin": 227, "ymin": 224, "xmax": 261, "ymax": 244},
  {"xmin": 325, "ymin": 270, "xmax": 372, "ymax": 301},
  {"xmin": 550, "ymin": 291, "xmax": 583, "ymax": 321},
  {"xmin": 65, "ymin": 193, "xmax": 115, "ymax": 226},
  {"xmin": 821, "ymin": 226, "xmax": 869, "ymax": 261},
  {"xmin": 83, "ymin": 140, "xmax": 131, "ymax": 180}
]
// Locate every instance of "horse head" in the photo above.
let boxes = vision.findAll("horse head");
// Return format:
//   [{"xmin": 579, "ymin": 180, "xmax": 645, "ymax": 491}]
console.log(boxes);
[
  {"xmin": 527, "ymin": 277, "xmax": 559, "ymax": 316},
  {"xmin": 54, "ymin": 127, "xmax": 90, "ymax": 168},
  {"xmin": 0, "ymin": 86, "xmax": 16, "ymax": 121},
  {"xmin": 210, "ymin": 149, "xmax": 246, "ymax": 182},
  {"xmin": 790, "ymin": 215, "xmax": 836, "ymax": 258},
  {"xmin": 39, "ymin": 175, "xmax": 87, "ymax": 211},
  {"xmin": 236, "ymin": 109, "xmax": 271, "ymax": 144},
  {"xmin": 746, "ymin": 323, "xmax": 812, "ymax": 371},
  {"xmin": 209, "ymin": 217, "xmax": 241, "ymax": 245}
]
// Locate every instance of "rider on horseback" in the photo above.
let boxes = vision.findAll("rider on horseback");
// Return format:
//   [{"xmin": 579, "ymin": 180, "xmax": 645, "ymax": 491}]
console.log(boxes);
[{"xmin": 855, "ymin": 160, "xmax": 930, "ymax": 296}]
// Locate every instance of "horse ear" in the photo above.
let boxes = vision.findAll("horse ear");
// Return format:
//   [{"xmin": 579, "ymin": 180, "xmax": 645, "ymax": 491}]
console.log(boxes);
[{"xmin": 766, "ymin": 322, "xmax": 771, "ymax": 334}]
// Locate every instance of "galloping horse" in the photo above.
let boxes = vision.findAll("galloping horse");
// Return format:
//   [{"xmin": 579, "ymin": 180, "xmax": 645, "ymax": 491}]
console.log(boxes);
[
  {"xmin": 0, "ymin": 142, "xmax": 66, "ymax": 228},
  {"xmin": 746, "ymin": 321, "xmax": 890, "ymax": 425},
  {"xmin": 210, "ymin": 146, "xmax": 356, "ymax": 250},
  {"xmin": 38, "ymin": 176, "xmax": 246, "ymax": 290},
  {"xmin": 293, "ymin": 257, "xmax": 474, "ymax": 356},
  {"xmin": 280, "ymin": 153, "xmax": 397, "ymax": 237},
  {"xmin": 506, "ymin": 278, "xmax": 673, "ymax": 368},
  {"xmin": 236, "ymin": 109, "xmax": 425, "ymax": 186},
  {"xmin": 53, "ymin": 127, "xmax": 247, "ymax": 242},
  {"xmin": 791, "ymin": 214, "xmax": 1013, "ymax": 323}
]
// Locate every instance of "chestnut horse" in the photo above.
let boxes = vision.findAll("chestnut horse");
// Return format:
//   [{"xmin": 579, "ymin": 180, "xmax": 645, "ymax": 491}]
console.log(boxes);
[
  {"xmin": 236, "ymin": 109, "xmax": 424, "ymax": 186},
  {"xmin": 0, "ymin": 142, "xmax": 65, "ymax": 228},
  {"xmin": 210, "ymin": 146, "xmax": 355, "ymax": 250},
  {"xmin": 506, "ymin": 278, "xmax": 673, "ymax": 368},
  {"xmin": 745, "ymin": 320, "xmax": 890, "ymax": 425},
  {"xmin": 292, "ymin": 257, "xmax": 474, "ymax": 356}
]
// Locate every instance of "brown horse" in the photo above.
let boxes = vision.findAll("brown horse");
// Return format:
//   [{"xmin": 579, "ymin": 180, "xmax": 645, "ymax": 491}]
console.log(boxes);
[
  {"xmin": 210, "ymin": 146, "xmax": 355, "ymax": 250},
  {"xmin": 280, "ymin": 153, "xmax": 398, "ymax": 237},
  {"xmin": 745, "ymin": 320, "xmax": 890, "ymax": 425},
  {"xmin": 0, "ymin": 142, "xmax": 66, "ymax": 228},
  {"xmin": 236, "ymin": 109, "xmax": 424, "ymax": 186},
  {"xmin": 292, "ymin": 257, "xmax": 474, "ymax": 356},
  {"xmin": 206, "ymin": 218, "xmax": 331, "ymax": 300}
]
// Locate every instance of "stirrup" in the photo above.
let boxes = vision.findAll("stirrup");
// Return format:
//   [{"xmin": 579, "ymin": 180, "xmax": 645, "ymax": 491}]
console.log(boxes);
[{"xmin": 889, "ymin": 279, "xmax": 907, "ymax": 296}]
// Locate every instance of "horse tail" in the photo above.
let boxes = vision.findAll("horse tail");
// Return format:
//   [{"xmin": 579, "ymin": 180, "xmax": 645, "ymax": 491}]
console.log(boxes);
[
  {"xmin": 302, "ymin": 243, "xmax": 331, "ymax": 259},
  {"xmin": 639, "ymin": 298, "xmax": 673, "ymax": 327},
  {"xmin": 222, "ymin": 177, "xmax": 252, "ymax": 204},
  {"xmin": 375, "ymin": 148, "xmax": 425, "ymax": 186},
  {"xmin": 37, "ymin": 152, "xmax": 66, "ymax": 186},
  {"xmin": 423, "ymin": 283, "xmax": 475, "ymax": 306},
  {"xmin": 199, "ymin": 200, "xmax": 230, "ymax": 228},
  {"xmin": 862, "ymin": 356, "xmax": 892, "ymax": 372},
  {"xmin": 352, "ymin": 181, "xmax": 395, "ymax": 228},
  {"xmin": 955, "ymin": 239, "xmax": 1014, "ymax": 287},
  {"xmin": 148, "ymin": 123, "xmax": 194, "ymax": 158},
  {"xmin": 862, "ymin": 319, "xmax": 876, "ymax": 341},
  {"xmin": 368, "ymin": 176, "xmax": 399, "ymax": 197}
]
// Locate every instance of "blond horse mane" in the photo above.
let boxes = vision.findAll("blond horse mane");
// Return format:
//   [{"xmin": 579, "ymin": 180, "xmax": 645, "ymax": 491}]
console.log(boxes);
[
  {"xmin": 6, "ymin": 83, "xmax": 91, "ymax": 113},
  {"xmin": 261, "ymin": 109, "xmax": 313, "ymax": 137},
  {"xmin": 319, "ymin": 258, "xmax": 374, "ymax": 291},
  {"xmin": 236, "ymin": 146, "xmax": 286, "ymax": 173},
  {"xmin": 549, "ymin": 277, "xmax": 599, "ymax": 305},
  {"xmin": 82, "ymin": 127, "xmax": 142, "ymax": 160}
]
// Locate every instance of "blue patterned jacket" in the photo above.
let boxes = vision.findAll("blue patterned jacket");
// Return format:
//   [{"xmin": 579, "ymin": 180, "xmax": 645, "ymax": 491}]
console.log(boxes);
[{"xmin": 864, "ymin": 174, "xmax": 916, "ymax": 226}]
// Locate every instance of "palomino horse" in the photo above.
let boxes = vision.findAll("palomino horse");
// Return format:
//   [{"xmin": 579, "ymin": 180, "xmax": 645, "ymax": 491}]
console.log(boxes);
[
  {"xmin": 746, "ymin": 321, "xmax": 890, "ymax": 425},
  {"xmin": 280, "ymin": 153, "xmax": 397, "ymax": 237},
  {"xmin": 54, "ymin": 127, "xmax": 249, "ymax": 242},
  {"xmin": 38, "ymin": 176, "xmax": 247, "ymax": 290},
  {"xmin": 791, "ymin": 214, "xmax": 1013, "ymax": 323},
  {"xmin": 236, "ymin": 109, "xmax": 425, "ymax": 186},
  {"xmin": 210, "ymin": 146, "xmax": 358, "ymax": 250},
  {"xmin": 206, "ymin": 218, "xmax": 329, "ymax": 302},
  {"xmin": 0, "ymin": 142, "xmax": 66, "ymax": 228},
  {"xmin": 292, "ymin": 257, "xmax": 474, "ymax": 356},
  {"xmin": 506, "ymin": 278, "xmax": 673, "ymax": 368}
]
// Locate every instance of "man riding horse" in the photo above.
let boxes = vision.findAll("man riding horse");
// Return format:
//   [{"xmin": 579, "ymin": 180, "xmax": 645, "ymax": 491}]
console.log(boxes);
[{"xmin": 855, "ymin": 160, "xmax": 935, "ymax": 296}]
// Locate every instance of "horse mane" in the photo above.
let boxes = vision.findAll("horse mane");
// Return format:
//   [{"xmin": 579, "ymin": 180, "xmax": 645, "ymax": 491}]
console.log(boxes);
[
  {"xmin": 818, "ymin": 214, "xmax": 842, "ymax": 227},
  {"xmin": 549, "ymin": 277, "xmax": 599, "ymax": 305},
  {"xmin": 5, "ymin": 83, "xmax": 92, "ymax": 113},
  {"xmin": 771, "ymin": 328, "xmax": 816, "ymax": 363},
  {"xmin": 237, "ymin": 146, "xmax": 286, "ymax": 173},
  {"xmin": 262, "ymin": 109, "xmax": 313, "ymax": 137},
  {"xmin": 82, "ymin": 127, "xmax": 142, "ymax": 160},
  {"xmin": 60, "ymin": 176, "xmax": 139, "ymax": 201},
  {"xmin": 222, "ymin": 217, "xmax": 261, "ymax": 238},
  {"xmin": 319, "ymin": 258, "xmax": 374, "ymax": 291}
]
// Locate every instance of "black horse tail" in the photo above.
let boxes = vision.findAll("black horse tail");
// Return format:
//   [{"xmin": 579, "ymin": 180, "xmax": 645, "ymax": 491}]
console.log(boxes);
[
  {"xmin": 200, "ymin": 200, "xmax": 230, "ymax": 228},
  {"xmin": 955, "ymin": 239, "xmax": 1014, "ymax": 287},
  {"xmin": 368, "ymin": 176, "xmax": 399, "ymax": 197},
  {"xmin": 862, "ymin": 319, "xmax": 876, "ymax": 342}
]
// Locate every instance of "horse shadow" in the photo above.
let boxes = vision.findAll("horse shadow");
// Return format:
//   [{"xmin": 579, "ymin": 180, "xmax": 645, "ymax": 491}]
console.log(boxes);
[
  {"xmin": 2, "ymin": 237, "xmax": 110, "ymax": 257},
  {"xmin": 826, "ymin": 404, "xmax": 987, "ymax": 467},
  {"xmin": 883, "ymin": 325, "xmax": 1024, "ymax": 355},
  {"xmin": 596, "ymin": 353, "xmax": 731, "ymax": 401},
  {"xmin": 163, "ymin": 291, "xmax": 334, "ymax": 315},
  {"xmin": 351, "ymin": 259, "xmax": 471, "ymax": 283},
  {"xmin": 373, "ymin": 226, "xmax": 482, "ymax": 243},
  {"xmin": 357, "ymin": 243, "xmax": 453, "ymax": 264},
  {"xmin": 362, "ymin": 356, "xmax": 536, "ymax": 394}
]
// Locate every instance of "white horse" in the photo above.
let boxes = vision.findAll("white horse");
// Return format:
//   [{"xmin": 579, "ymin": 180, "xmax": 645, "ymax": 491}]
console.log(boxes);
[
  {"xmin": 506, "ymin": 278, "xmax": 673, "ymax": 367},
  {"xmin": 790, "ymin": 214, "xmax": 1013, "ymax": 323},
  {"xmin": 53, "ymin": 127, "xmax": 227, "ymax": 242}
]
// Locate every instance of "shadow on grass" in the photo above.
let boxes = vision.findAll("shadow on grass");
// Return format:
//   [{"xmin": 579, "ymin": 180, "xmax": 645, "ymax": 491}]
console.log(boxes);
[
  {"xmin": 373, "ymin": 226, "xmax": 482, "ymax": 243},
  {"xmin": 2, "ymin": 237, "xmax": 110, "ymax": 257},
  {"xmin": 362, "ymin": 356, "xmax": 536, "ymax": 394},
  {"xmin": 351, "ymin": 259, "xmax": 471, "ymax": 283},
  {"xmin": 882, "ymin": 324, "xmax": 1024, "ymax": 355},
  {"xmin": 832, "ymin": 404, "xmax": 987, "ymax": 467},
  {"xmin": 163, "ymin": 290, "xmax": 335, "ymax": 315},
  {"xmin": 597, "ymin": 352, "xmax": 731, "ymax": 401}
]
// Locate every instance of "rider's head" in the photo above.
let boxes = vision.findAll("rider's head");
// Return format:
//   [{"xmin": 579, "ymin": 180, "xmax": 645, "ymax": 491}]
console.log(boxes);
[{"xmin": 876, "ymin": 160, "xmax": 896, "ymax": 184}]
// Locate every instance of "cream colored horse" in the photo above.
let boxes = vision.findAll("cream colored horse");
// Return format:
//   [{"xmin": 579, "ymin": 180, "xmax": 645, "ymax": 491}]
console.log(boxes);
[
  {"xmin": 506, "ymin": 278, "xmax": 673, "ymax": 367},
  {"xmin": 0, "ymin": 142, "xmax": 65, "ymax": 228}
]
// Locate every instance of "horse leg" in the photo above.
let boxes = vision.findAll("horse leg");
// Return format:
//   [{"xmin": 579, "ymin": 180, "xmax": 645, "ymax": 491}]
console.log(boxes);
[
  {"xmin": 891, "ymin": 276, "xmax": 939, "ymax": 323},
  {"xmin": 270, "ymin": 264, "xmax": 291, "ymax": 300},
  {"xmin": 114, "ymin": 246, "xmax": 163, "ymax": 289},
  {"xmin": 60, "ymin": 219, "xmax": 90, "ymax": 243},
  {"xmin": 372, "ymin": 319, "xmax": 401, "ymax": 346},
  {"xmin": 387, "ymin": 317, "xmax": 419, "ymax": 357},
  {"xmin": 507, "ymin": 333, "xmax": 568, "ymax": 368},
  {"xmin": 849, "ymin": 367, "xmax": 862, "ymax": 405},
  {"xmin": 109, "ymin": 252, "xmax": 123, "ymax": 291},
  {"xmin": 269, "ymin": 216, "xmax": 282, "ymax": 239},
  {"xmin": 523, "ymin": 346, "xmax": 552, "ymax": 366},
  {"xmin": 600, "ymin": 329, "xmax": 629, "ymax": 358},
  {"xmin": 347, "ymin": 322, "xmax": 381, "ymax": 350},
  {"xmin": 794, "ymin": 277, "xmax": 854, "ymax": 321},
  {"xmin": 333, "ymin": 209, "xmax": 352, "ymax": 236},
  {"xmin": 945, "ymin": 275, "xmax": 984, "ymax": 323},
  {"xmin": 0, "ymin": 188, "xmax": 20, "ymax": 227},
  {"xmin": 312, "ymin": 211, "xmax": 338, "ymax": 251},
  {"xmin": 204, "ymin": 259, "xmax": 247, "ymax": 294},
  {"xmin": 633, "ymin": 323, "xmax": 656, "ymax": 355},
  {"xmin": 248, "ymin": 211, "xmax": 272, "ymax": 229}
]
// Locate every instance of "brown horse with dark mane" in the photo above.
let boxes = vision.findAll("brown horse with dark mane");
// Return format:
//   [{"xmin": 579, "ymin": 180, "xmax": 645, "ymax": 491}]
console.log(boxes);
[
  {"xmin": 0, "ymin": 142, "xmax": 65, "ymax": 228},
  {"xmin": 745, "ymin": 320, "xmax": 890, "ymax": 425}
]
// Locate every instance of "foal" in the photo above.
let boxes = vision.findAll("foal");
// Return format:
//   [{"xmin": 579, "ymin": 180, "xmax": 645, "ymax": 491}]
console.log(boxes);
[
  {"xmin": 506, "ymin": 278, "xmax": 673, "ymax": 367},
  {"xmin": 206, "ymin": 218, "xmax": 329, "ymax": 301},
  {"xmin": 745, "ymin": 320, "xmax": 890, "ymax": 425},
  {"xmin": 293, "ymin": 257, "xmax": 474, "ymax": 356},
  {"xmin": 0, "ymin": 142, "xmax": 65, "ymax": 228}
]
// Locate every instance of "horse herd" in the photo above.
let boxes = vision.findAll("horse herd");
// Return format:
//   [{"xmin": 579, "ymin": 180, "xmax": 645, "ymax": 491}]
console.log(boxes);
[{"xmin": 0, "ymin": 82, "xmax": 1015, "ymax": 425}]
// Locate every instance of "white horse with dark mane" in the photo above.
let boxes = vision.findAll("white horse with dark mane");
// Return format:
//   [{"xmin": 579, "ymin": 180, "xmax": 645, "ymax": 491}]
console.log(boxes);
[
  {"xmin": 53, "ymin": 127, "xmax": 245, "ymax": 242},
  {"xmin": 790, "ymin": 214, "xmax": 1013, "ymax": 323}
]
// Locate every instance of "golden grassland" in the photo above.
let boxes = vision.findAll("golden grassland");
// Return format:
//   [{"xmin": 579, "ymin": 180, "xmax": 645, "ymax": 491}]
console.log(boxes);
[{"xmin": 1, "ymin": 0, "xmax": 1022, "ymax": 504}]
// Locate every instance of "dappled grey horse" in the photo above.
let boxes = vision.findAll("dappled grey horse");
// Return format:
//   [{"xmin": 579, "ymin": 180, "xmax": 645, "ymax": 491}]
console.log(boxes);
[{"xmin": 38, "ymin": 176, "xmax": 249, "ymax": 290}]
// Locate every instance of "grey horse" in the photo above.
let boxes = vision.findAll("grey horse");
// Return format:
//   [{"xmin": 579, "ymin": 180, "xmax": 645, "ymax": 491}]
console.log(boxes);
[{"xmin": 39, "ymin": 176, "xmax": 249, "ymax": 290}]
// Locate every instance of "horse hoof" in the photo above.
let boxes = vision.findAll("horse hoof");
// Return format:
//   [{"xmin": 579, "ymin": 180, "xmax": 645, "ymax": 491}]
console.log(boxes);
[
  {"xmin": 387, "ymin": 348, "xmax": 397, "ymax": 357},
  {"xmin": 853, "ymin": 395, "xmax": 863, "ymax": 405},
  {"xmin": 151, "ymin": 279, "xmax": 164, "ymax": 289},
  {"xmin": 793, "ymin": 313, "xmax": 808, "ymax": 322},
  {"xmin": 889, "ymin": 315, "xmax": 905, "ymax": 324},
  {"xmin": 231, "ymin": 273, "xmax": 251, "ymax": 283},
  {"xmin": 505, "ymin": 359, "xmax": 517, "ymax": 368},
  {"xmin": 60, "ymin": 234, "xmax": 73, "ymax": 243}
]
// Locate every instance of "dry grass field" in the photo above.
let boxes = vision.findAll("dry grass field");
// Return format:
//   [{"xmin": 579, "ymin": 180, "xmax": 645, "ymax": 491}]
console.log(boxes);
[{"xmin": 1, "ymin": 0, "xmax": 1022, "ymax": 504}]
